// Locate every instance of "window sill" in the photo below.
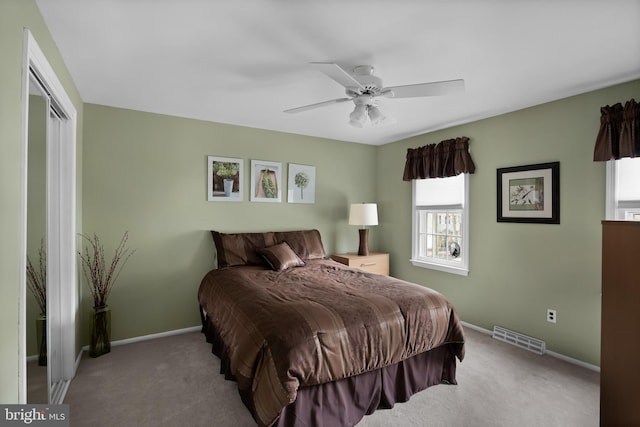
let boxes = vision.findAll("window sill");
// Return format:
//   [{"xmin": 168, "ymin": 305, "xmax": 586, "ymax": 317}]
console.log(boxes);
[{"xmin": 410, "ymin": 259, "xmax": 469, "ymax": 276}]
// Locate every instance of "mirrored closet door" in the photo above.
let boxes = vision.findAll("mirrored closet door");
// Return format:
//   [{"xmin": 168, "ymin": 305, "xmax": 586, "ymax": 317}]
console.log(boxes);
[
  {"xmin": 25, "ymin": 71, "xmax": 68, "ymax": 404},
  {"xmin": 25, "ymin": 74, "xmax": 49, "ymax": 403},
  {"xmin": 22, "ymin": 29, "xmax": 78, "ymax": 404}
]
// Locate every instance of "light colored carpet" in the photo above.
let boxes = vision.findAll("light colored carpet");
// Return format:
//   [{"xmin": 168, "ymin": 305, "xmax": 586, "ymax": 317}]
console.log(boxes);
[{"xmin": 64, "ymin": 327, "xmax": 599, "ymax": 427}]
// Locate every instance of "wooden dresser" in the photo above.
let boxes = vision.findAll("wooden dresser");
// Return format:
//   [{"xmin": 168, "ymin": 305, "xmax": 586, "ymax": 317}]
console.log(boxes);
[
  {"xmin": 331, "ymin": 252, "xmax": 389, "ymax": 276},
  {"xmin": 600, "ymin": 221, "xmax": 640, "ymax": 426}
]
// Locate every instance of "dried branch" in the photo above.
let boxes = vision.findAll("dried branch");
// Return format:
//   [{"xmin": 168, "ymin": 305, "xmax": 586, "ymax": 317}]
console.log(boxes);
[
  {"xmin": 78, "ymin": 231, "xmax": 136, "ymax": 308},
  {"xmin": 26, "ymin": 238, "xmax": 47, "ymax": 315}
]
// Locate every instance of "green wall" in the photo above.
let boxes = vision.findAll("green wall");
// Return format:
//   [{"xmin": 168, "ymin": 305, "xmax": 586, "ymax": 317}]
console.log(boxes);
[
  {"xmin": 0, "ymin": 0, "xmax": 83, "ymax": 403},
  {"xmin": 377, "ymin": 79, "xmax": 640, "ymax": 366},
  {"xmin": 81, "ymin": 104, "xmax": 378, "ymax": 344}
]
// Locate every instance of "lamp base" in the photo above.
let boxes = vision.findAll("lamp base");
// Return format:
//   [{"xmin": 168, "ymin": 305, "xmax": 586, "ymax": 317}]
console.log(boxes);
[{"xmin": 358, "ymin": 228, "xmax": 369, "ymax": 256}]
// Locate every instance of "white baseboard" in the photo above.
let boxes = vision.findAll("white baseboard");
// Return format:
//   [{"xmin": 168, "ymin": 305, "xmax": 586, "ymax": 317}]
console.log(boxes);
[
  {"xmin": 545, "ymin": 349, "xmax": 600, "ymax": 372},
  {"xmin": 75, "ymin": 350, "xmax": 83, "ymax": 372},
  {"xmin": 461, "ymin": 321, "xmax": 493, "ymax": 335},
  {"xmin": 77, "ymin": 321, "xmax": 601, "ymax": 373},
  {"xmin": 81, "ymin": 325, "xmax": 201, "ymax": 352},
  {"xmin": 461, "ymin": 321, "xmax": 600, "ymax": 373}
]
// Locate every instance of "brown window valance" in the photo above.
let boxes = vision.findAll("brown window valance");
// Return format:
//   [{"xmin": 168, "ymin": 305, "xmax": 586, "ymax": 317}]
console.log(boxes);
[
  {"xmin": 402, "ymin": 136, "xmax": 476, "ymax": 180},
  {"xmin": 593, "ymin": 98, "xmax": 640, "ymax": 161}
]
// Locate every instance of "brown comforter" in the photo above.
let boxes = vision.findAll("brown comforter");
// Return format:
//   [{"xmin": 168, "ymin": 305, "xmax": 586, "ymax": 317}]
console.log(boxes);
[{"xmin": 198, "ymin": 259, "xmax": 465, "ymax": 426}]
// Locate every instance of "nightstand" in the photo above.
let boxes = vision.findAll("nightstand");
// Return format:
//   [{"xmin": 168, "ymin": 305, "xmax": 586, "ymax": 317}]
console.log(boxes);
[{"xmin": 331, "ymin": 252, "xmax": 389, "ymax": 276}]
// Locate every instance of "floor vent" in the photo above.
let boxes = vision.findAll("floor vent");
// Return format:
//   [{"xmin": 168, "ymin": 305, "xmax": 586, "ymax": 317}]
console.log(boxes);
[{"xmin": 492, "ymin": 326, "xmax": 546, "ymax": 355}]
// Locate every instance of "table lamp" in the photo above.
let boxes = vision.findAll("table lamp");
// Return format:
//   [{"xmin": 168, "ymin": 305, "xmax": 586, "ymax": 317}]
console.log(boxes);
[{"xmin": 349, "ymin": 203, "xmax": 378, "ymax": 256}]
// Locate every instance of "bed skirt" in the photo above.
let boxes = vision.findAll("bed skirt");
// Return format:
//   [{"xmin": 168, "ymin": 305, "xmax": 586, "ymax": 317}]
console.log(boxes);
[{"xmin": 200, "ymin": 307, "xmax": 458, "ymax": 427}]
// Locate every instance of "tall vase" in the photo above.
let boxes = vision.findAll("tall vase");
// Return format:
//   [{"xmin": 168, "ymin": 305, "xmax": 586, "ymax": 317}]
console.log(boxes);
[
  {"xmin": 36, "ymin": 314, "xmax": 47, "ymax": 366},
  {"xmin": 223, "ymin": 178, "xmax": 234, "ymax": 196},
  {"xmin": 90, "ymin": 305, "xmax": 111, "ymax": 358}
]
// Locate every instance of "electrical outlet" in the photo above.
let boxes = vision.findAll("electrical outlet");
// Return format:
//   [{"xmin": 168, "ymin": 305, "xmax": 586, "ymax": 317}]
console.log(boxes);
[{"xmin": 547, "ymin": 309, "xmax": 557, "ymax": 323}]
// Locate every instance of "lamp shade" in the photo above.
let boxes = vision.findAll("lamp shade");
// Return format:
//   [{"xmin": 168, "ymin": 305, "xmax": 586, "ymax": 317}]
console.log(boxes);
[
  {"xmin": 367, "ymin": 105, "xmax": 385, "ymax": 125},
  {"xmin": 348, "ymin": 104, "xmax": 367, "ymax": 128},
  {"xmin": 349, "ymin": 203, "xmax": 378, "ymax": 228}
]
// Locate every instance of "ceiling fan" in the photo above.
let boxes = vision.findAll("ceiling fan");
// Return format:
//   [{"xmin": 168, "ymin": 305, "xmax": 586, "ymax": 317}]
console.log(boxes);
[{"xmin": 284, "ymin": 62, "xmax": 465, "ymax": 128}]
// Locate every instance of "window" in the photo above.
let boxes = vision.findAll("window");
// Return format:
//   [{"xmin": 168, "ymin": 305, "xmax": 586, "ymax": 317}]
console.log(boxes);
[
  {"xmin": 411, "ymin": 173, "xmax": 469, "ymax": 276},
  {"xmin": 606, "ymin": 157, "xmax": 640, "ymax": 220}
]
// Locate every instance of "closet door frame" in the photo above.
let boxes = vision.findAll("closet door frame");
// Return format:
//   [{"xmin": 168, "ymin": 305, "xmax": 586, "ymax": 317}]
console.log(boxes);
[{"xmin": 19, "ymin": 29, "xmax": 78, "ymax": 404}]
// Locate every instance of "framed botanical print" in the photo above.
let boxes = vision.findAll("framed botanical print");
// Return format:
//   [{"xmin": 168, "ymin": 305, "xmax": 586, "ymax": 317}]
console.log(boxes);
[
  {"xmin": 207, "ymin": 156, "xmax": 243, "ymax": 201},
  {"xmin": 250, "ymin": 160, "xmax": 282, "ymax": 202},
  {"xmin": 497, "ymin": 162, "xmax": 560, "ymax": 224},
  {"xmin": 287, "ymin": 164, "xmax": 316, "ymax": 204}
]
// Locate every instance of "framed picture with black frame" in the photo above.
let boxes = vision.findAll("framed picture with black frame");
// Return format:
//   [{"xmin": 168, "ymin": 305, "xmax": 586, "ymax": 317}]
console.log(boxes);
[{"xmin": 497, "ymin": 162, "xmax": 560, "ymax": 224}]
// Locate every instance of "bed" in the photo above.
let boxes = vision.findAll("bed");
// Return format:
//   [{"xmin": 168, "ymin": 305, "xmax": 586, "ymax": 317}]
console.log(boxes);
[{"xmin": 198, "ymin": 229, "xmax": 465, "ymax": 427}]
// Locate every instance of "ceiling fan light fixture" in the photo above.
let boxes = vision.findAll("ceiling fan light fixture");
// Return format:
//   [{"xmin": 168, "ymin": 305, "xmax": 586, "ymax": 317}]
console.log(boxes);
[
  {"xmin": 367, "ymin": 105, "xmax": 385, "ymax": 125},
  {"xmin": 288, "ymin": 63, "xmax": 465, "ymax": 128},
  {"xmin": 349, "ymin": 104, "xmax": 367, "ymax": 127}
]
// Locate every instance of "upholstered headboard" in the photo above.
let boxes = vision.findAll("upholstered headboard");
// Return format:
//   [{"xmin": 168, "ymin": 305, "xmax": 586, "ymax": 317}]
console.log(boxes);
[{"xmin": 211, "ymin": 229, "xmax": 326, "ymax": 269}]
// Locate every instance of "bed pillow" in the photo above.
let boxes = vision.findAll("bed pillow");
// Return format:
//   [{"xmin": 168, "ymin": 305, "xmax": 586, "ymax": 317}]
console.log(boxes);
[
  {"xmin": 257, "ymin": 242, "xmax": 305, "ymax": 271},
  {"xmin": 274, "ymin": 229, "xmax": 326, "ymax": 260},
  {"xmin": 211, "ymin": 229, "xmax": 326, "ymax": 268},
  {"xmin": 211, "ymin": 231, "xmax": 276, "ymax": 268}
]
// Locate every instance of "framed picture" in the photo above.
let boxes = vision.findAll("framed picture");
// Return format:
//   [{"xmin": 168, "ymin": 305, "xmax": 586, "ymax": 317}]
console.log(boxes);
[
  {"xmin": 287, "ymin": 164, "xmax": 316, "ymax": 204},
  {"xmin": 250, "ymin": 160, "xmax": 282, "ymax": 202},
  {"xmin": 497, "ymin": 162, "xmax": 560, "ymax": 224},
  {"xmin": 207, "ymin": 156, "xmax": 244, "ymax": 201}
]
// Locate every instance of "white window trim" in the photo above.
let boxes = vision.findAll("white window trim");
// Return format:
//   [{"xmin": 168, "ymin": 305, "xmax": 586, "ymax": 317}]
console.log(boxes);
[
  {"xmin": 605, "ymin": 160, "xmax": 616, "ymax": 220},
  {"xmin": 606, "ymin": 159, "xmax": 640, "ymax": 220},
  {"xmin": 410, "ymin": 176, "xmax": 469, "ymax": 276}
]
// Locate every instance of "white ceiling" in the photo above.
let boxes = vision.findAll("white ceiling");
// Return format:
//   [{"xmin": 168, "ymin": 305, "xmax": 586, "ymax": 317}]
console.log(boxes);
[{"xmin": 36, "ymin": 0, "xmax": 640, "ymax": 145}]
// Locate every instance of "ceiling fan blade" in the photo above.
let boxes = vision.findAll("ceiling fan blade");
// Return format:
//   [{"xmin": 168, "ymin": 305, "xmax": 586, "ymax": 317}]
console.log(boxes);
[
  {"xmin": 310, "ymin": 62, "xmax": 365, "ymax": 90},
  {"xmin": 284, "ymin": 97, "xmax": 352, "ymax": 114},
  {"xmin": 384, "ymin": 79, "xmax": 465, "ymax": 98}
]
